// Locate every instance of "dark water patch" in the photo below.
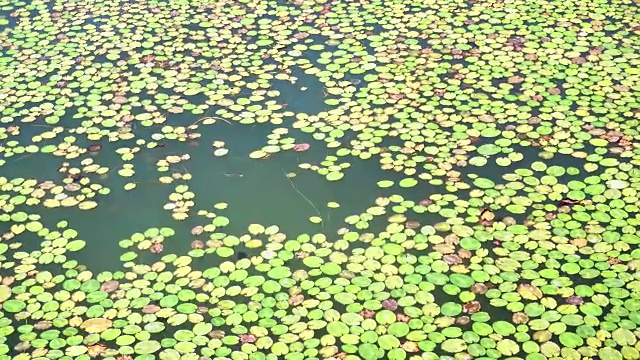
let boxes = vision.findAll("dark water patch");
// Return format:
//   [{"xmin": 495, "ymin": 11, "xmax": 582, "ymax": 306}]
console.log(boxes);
[
  {"xmin": 183, "ymin": 152, "xmax": 374, "ymax": 236},
  {"xmin": 41, "ymin": 187, "xmax": 171, "ymax": 272},
  {"xmin": 460, "ymin": 142, "xmax": 603, "ymax": 186},
  {"xmin": 0, "ymin": 152, "xmax": 62, "ymax": 182},
  {"xmin": 271, "ymin": 69, "xmax": 328, "ymax": 115}
]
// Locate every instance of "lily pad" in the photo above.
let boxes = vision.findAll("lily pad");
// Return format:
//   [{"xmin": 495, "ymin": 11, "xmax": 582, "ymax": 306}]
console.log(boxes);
[{"xmin": 134, "ymin": 340, "xmax": 161, "ymax": 354}]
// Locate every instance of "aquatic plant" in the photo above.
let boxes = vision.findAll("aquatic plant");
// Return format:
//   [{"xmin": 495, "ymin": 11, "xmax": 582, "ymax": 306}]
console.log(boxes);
[{"xmin": 0, "ymin": 0, "xmax": 639, "ymax": 359}]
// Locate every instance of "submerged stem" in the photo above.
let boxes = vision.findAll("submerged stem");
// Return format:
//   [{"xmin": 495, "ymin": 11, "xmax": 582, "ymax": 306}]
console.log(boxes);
[{"xmin": 282, "ymin": 169, "xmax": 323, "ymax": 228}]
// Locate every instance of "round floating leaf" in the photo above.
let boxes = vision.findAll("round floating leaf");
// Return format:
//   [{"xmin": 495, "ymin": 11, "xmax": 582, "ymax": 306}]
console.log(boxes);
[
  {"xmin": 580, "ymin": 303, "xmax": 603, "ymax": 316},
  {"xmin": 0, "ymin": 286, "xmax": 11, "ymax": 302},
  {"xmin": 382, "ymin": 243, "xmax": 403, "ymax": 256},
  {"xmin": 441, "ymin": 302, "xmax": 462, "ymax": 317},
  {"xmin": 320, "ymin": 263, "xmax": 341, "ymax": 276},
  {"xmin": 25, "ymin": 221, "xmax": 43, "ymax": 232},
  {"xmin": 477, "ymin": 144, "xmax": 501, "ymax": 156},
  {"xmin": 399, "ymin": 178, "xmax": 418, "ymax": 188},
  {"xmin": 474, "ymin": 178, "xmax": 495, "ymax": 189},
  {"xmin": 359, "ymin": 344, "xmax": 382, "ymax": 359},
  {"xmin": 2, "ymin": 300, "xmax": 25, "ymax": 313},
  {"xmin": 327, "ymin": 322, "xmax": 349, "ymax": 337},
  {"xmin": 134, "ymin": 340, "xmax": 161, "ymax": 354},
  {"xmin": 66, "ymin": 240, "xmax": 86, "ymax": 251},
  {"xmin": 80, "ymin": 318, "xmax": 112, "ymax": 333},
  {"xmin": 493, "ymin": 321, "xmax": 516, "ymax": 336},
  {"xmin": 497, "ymin": 339, "xmax": 520, "ymax": 356},
  {"xmin": 326, "ymin": 172, "xmax": 344, "ymax": 181},
  {"xmin": 559, "ymin": 333, "xmax": 584, "ymax": 348},
  {"xmin": 441, "ymin": 339, "xmax": 467, "ymax": 353},
  {"xmin": 267, "ymin": 267, "xmax": 291, "ymax": 280},
  {"xmin": 388, "ymin": 323, "xmax": 410, "ymax": 337},
  {"xmin": 160, "ymin": 295, "xmax": 179, "ymax": 308},
  {"xmin": 377, "ymin": 335, "xmax": 399, "ymax": 350}
]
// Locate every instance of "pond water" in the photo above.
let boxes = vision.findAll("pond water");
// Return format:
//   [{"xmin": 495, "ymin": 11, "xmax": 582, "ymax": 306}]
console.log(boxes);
[{"xmin": 1, "ymin": 0, "xmax": 640, "ymax": 359}]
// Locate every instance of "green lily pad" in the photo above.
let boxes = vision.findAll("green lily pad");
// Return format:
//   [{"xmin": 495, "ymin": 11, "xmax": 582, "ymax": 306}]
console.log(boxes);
[
  {"xmin": 377, "ymin": 180, "xmax": 394, "ymax": 188},
  {"xmin": 134, "ymin": 340, "xmax": 161, "ymax": 354},
  {"xmin": 267, "ymin": 266, "xmax": 291, "ymax": 280},
  {"xmin": 377, "ymin": 335, "xmax": 399, "ymax": 350},
  {"xmin": 388, "ymin": 323, "xmax": 410, "ymax": 337},
  {"xmin": 359, "ymin": 344, "xmax": 383, "ymax": 359},
  {"xmin": 441, "ymin": 302, "xmax": 462, "ymax": 316},
  {"xmin": 326, "ymin": 172, "xmax": 344, "ymax": 181},
  {"xmin": 477, "ymin": 144, "xmax": 501, "ymax": 156},
  {"xmin": 399, "ymin": 178, "xmax": 418, "ymax": 188},
  {"xmin": 2, "ymin": 300, "xmax": 26, "ymax": 313},
  {"xmin": 441, "ymin": 338, "xmax": 467, "ymax": 353}
]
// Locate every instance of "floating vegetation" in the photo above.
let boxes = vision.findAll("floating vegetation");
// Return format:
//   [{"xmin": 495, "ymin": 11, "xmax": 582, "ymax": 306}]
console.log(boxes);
[{"xmin": 0, "ymin": 0, "xmax": 639, "ymax": 359}]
